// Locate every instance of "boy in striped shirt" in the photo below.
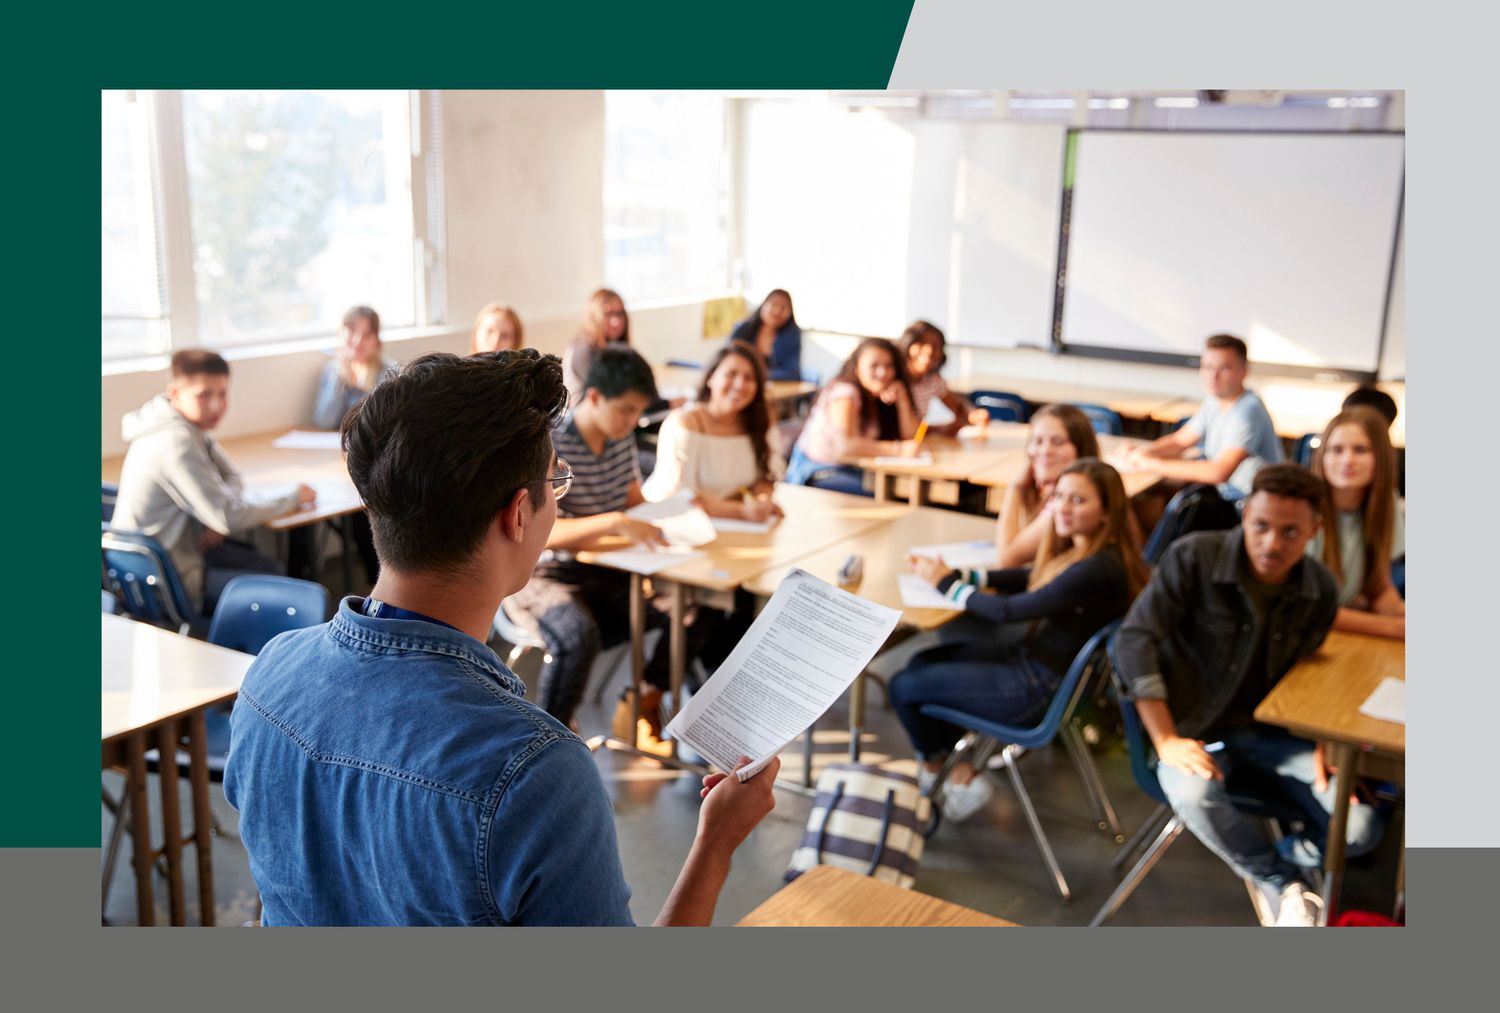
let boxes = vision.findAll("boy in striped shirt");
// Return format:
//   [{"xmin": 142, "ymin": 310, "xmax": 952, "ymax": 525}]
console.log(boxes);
[{"xmin": 507, "ymin": 345, "xmax": 718, "ymax": 735}]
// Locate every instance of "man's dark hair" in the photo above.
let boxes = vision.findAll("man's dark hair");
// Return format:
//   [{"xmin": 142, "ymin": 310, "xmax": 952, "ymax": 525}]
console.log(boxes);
[
  {"xmin": 584, "ymin": 343, "xmax": 658, "ymax": 401},
  {"xmin": 1203, "ymin": 333, "xmax": 1248, "ymax": 363},
  {"xmin": 170, "ymin": 349, "xmax": 230, "ymax": 379},
  {"xmin": 1249, "ymin": 463, "xmax": 1324, "ymax": 513},
  {"xmin": 342, "ymin": 350, "xmax": 567, "ymax": 573},
  {"xmin": 1341, "ymin": 384, "xmax": 1398, "ymax": 427}
]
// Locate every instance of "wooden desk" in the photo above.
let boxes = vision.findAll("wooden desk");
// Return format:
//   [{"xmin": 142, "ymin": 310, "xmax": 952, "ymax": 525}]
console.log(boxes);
[
  {"xmin": 577, "ymin": 486, "xmax": 908, "ymax": 763},
  {"xmin": 857, "ymin": 424, "xmax": 1029, "ymax": 504},
  {"xmin": 745, "ymin": 507, "xmax": 997, "ymax": 768},
  {"xmin": 101, "ymin": 613, "xmax": 254, "ymax": 926},
  {"xmin": 1255, "ymin": 630, "xmax": 1405, "ymax": 922},
  {"xmin": 738, "ymin": 864, "xmax": 1017, "ymax": 927}
]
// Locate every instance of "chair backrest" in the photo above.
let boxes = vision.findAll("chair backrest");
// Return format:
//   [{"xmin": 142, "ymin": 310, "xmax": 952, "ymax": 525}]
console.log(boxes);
[
  {"xmin": 1072, "ymin": 402, "xmax": 1125, "ymax": 437},
  {"xmin": 492, "ymin": 597, "xmax": 545, "ymax": 650},
  {"xmin": 206, "ymin": 575, "xmax": 328, "ymax": 655},
  {"xmin": 1105, "ymin": 630, "xmax": 1167, "ymax": 805},
  {"xmin": 1032, "ymin": 619, "xmax": 1122, "ymax": 741},
  {"xmin": 101, "ymin": 525, "xmax": 197, "ymax": 629},
  {"xmin": 102, "ymin": 482, "xmax": 119, "ymax": 523},
  {"xmin": 1295, "ymin": 432, "xmax": 1321, "ymax": 466},
  {"xmin": 970, "ymin": 390, "xmax": 1029, "ymax": 424},
  {"xmin": 1142, "ymin": 483, "xmax": 1240, "ymax": 565}
]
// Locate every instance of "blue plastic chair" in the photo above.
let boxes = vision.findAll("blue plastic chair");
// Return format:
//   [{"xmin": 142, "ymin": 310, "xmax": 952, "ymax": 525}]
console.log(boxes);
[
  {"xmin": 1073, "ymin": 402, "xmax": 1125, "ymax": 437},
  {"xmin": 102, "ymin": 482, "xmax": 119, "ymax": 523},
  {"xmin": 149, "ymin": 575, "xmax": 329, "ymax": 788},
  {"xmin": 1295, "ymin": 433, "xmax": 1321, "ymax": 466},
  {"xmin": 798, "ymin": 367, "xmax": 822, "ymax": 385},
  {"xmin": 919, "ymin": 620, "xmax": 1123, "ymax": 901},
  {"xmin": 101, "ymin": 525, "xmax": 200, "ymax": 634},
  {"xmin": 1142, "ymin": 483, "xmax": 1240, "ymax": 565},
  {"xmin": 1089, "ymin": 634, "xmax": 1304, "ymax": 926},
  {"xmin": 101, "ymin": 590, "xmax": 120, "ymax": 614},
  {"xmin": 970, "ymin": 389, "xmax": 1029, "ymax": 424},
  {"xmin": 1391, "ymin": 558, "xmax": 1405, "ymax": 599}
]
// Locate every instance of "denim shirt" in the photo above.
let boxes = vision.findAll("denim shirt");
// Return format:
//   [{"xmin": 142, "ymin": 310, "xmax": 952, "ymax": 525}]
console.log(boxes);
[
  {"xmin": 223, "ymin": 597, "xmax": 634, "ymax": 926},
  {"xmin": 1114, "ymin": 528, "xmax": 1338, "ymax": 739}
]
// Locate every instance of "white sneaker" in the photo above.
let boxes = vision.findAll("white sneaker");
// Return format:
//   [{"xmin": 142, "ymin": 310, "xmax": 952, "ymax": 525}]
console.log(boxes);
[
  {"xmin": 940, "ymin": 775, "xmax": 996, "ymax": 823},
  {"xmin": 1273, "ymin": 882, "xmax": 1324, "ymax": 927}
]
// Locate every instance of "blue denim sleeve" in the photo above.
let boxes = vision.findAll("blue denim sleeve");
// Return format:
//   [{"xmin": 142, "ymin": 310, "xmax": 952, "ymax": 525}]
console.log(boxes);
[
  {"xmin": 312, "ymin": 360, "xmax": 352, "ymax": 431},
  {"xmin": 486, "ymin": 737, "xmax": 636, "ymax": 926}
]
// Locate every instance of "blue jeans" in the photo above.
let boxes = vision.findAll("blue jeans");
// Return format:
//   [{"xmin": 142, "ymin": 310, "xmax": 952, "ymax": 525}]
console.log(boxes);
[
  {"xmin": 785, "ymin": 446, "xmax": 871, "ymax": 497},
  {"xmin": 1155, "ymin": 725, "xmax": 1384, "ymax": 893},
  {"xmin": 889, "ymin": 641, "xmax": 1059, "ymax": 759}
]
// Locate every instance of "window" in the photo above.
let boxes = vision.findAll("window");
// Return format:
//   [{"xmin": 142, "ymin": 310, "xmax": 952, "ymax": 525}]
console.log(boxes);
[
  {"xmin": 101, "ymin": 90, "xmax": 443, "ymax": 363},
  {"xmin": 101, "ymin": 91, "xmax": 168, "ymax": 359},
  {"xmin": 604, "ymin": 91, "xmax": 729, "ymax": 301}
]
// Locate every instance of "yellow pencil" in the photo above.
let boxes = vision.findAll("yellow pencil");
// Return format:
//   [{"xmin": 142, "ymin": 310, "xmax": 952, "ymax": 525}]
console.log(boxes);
[{"xmin": 913, "ymin": 421, "xmax": 929, "ymax": 449}]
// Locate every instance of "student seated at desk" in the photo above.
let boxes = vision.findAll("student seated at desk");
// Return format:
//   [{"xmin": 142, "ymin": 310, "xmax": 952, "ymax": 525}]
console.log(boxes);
[
  {"xmin": 312, "ymin": 306, "xmax": 395, "ymax": 431},
  {"xmin": 470, "ymin": 301, "xmax": 524, "ymax": 353},
  {"xmin": 895, "ymin": 460, "xmax": 1149, "ymax": 821},
  {"xmin": 1114, "ymin": 464, "xmax": 1383, "ymax": 926},
  {"xmin": 995, "ymin": 404, "xmax": 1100, "ymax": 567},
  {"xmin": 113, "ymin": 350, "xmax": 316, "ymax": 614},
  {"xmin": 642, "ymin": 341, "xmax": 785, "ymax": 521},
  {"xmin": 785, "ymin": 338, "xmax": 919, "ymax": 496},
  {"xmin": 225, "ymin": 348, "xmax": 778, "ymax": 925},
  {"xmin": 506, "ymin": 345, "xmax": 721, "ymax": 738},
  {"xmin": 728, "ymin": 288, "xmax": 801, "ymax": 382},
  {"xmin": 562, "ymin": 288, "xmax": 630, "ymax": 408},
  {"xmin": 1122, "ymin": 333, "xmax": 1283, "ymax": 501},
  {"xmin": 898, "ymin": 320, "xmax": 989, "ymax": 434},
  {"xmin": 1308, "ymin": 408, "xmax": 1405, "ymax": 640}
]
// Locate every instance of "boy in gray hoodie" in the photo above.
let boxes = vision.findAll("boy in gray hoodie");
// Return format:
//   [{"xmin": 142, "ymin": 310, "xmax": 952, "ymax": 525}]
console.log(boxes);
[{"xmin": 111, "ymin": 350, "xmax": 317, "ymax": 614}]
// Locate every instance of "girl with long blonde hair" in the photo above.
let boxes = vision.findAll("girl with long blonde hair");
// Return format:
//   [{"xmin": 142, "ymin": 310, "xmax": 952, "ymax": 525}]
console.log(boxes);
[
  {"xmin": 1307, "ymin": 406, "xmax": 1405, "ymax": 639},
  {"xmin": 996, "ymin": 404, "xmax": 1101, "ymax": 566},
  {"xmin": 893, "ymin": 458, "xmax": 1147, "ymax": 821}
]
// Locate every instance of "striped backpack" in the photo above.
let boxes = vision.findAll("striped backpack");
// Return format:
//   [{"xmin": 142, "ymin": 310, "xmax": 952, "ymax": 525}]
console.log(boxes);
[{"xmin": 785, "ymin": 763, "xmax": 932, "ymax": 889}]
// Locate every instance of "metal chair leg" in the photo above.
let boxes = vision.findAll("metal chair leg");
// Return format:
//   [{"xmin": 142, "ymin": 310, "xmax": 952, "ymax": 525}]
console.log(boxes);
[
  {"xmin": 1090, "ymin": 814, "xmax": 1184, "ymax": 926},
  {"xmin": 1113, "ymin": 804, "xmax": 1172, "ymax": 869},
  {"xmin": 102, "ymin": 783, "xmax": 130, "ymax": 914},
  {"xmin": 1061, "ymin": 721, "xmax": 1123, "ymax": 840},
  {"xmin": 1000, "ymin": 745, "xmax": 1071, "ymax": 902}
]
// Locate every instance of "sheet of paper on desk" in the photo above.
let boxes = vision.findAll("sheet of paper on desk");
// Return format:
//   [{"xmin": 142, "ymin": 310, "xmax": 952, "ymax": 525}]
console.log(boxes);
[
  {"xmin": 872, "ymin": 454, "xmax": 933, "ymax": 466},
  {"xmin": 589, "ymin": 548, "xmax": 705, "ymax": 575},
  {"xmin": 666, "ymin": 568, "xmax": 901, "ymax": 781},
  {"xmin": 712, "ymin": 516, "xmax": 777, "ymax": 534},
  {"xmin": 1358, "ymin": 677, "xmax": 1406, "ymax": 725},
  {"xmin": 271, "ymin": 430, "xmax": 344, "ymax": 450},
  {"xmin": 897, "ymin": 574, "xmax": 961, "ymax": 610},
  {"xmin": 626, "ymin": 493, "xmax": 718, "ymax": 548},
  {"xmin": 909, "ymin": 540, "xmax": 997, "ymax": 571}
]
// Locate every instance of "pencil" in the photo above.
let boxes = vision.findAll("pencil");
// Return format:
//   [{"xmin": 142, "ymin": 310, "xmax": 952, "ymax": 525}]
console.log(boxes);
[{"xmin": 913, "ymin": 421, "xmax": 929, "ymax": 449}]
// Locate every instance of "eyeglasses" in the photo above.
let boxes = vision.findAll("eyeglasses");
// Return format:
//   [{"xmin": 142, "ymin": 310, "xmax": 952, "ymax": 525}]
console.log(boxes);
[{"xmin": 548, "ymin": 458, "xmax": 573, "ymax": 500}]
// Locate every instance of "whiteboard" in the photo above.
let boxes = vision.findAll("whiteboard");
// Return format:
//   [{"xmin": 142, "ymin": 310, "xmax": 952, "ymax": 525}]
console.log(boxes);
[
  {"xmin": 1061, "ymin": 132, "xmax": 1405, "ymax": 373},
  {"xmin": 741, "ymin": 104, "xmax": 1064, "ymax": 347}
]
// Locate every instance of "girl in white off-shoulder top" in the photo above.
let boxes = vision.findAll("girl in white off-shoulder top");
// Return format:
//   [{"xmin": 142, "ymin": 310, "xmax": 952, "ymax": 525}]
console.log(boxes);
[{"xmin": 642, "ymin": 341, "xmax": 785, "ymax": 523}]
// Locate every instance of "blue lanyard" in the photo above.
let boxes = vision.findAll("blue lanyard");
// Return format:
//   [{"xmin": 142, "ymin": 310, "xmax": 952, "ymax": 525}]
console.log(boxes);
[{"xmin": 361, "ymin": 597, "xmax": 461, "ymax": 634}]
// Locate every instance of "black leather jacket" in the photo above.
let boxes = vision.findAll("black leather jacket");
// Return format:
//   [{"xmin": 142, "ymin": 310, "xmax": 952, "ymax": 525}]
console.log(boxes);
[{"xmin": 1115, "ymin": 528, "xmax": 1338, "ymax": 739}]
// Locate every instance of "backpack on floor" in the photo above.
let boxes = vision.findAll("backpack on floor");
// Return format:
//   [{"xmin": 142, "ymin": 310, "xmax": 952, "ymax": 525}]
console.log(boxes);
[{"xmin": 785, "ymin": 763, "xmax": 932, "ymax": 889}]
